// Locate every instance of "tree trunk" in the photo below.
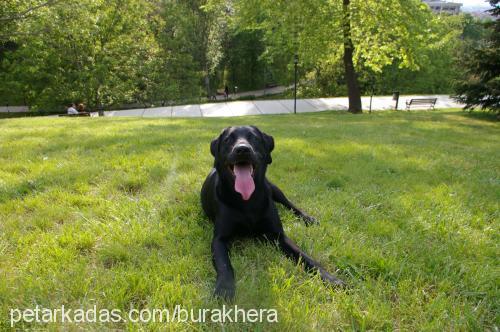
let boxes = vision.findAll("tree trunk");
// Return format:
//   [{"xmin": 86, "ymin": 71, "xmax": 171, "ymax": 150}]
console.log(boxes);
[
  {"xmin": 94, "ymin": 85, "xmax": 103, "ymax": 116},
  {"xmin": 205, "ymin": 65, "xmax": 211, "ymax": 98},
  {"xmin": 342, "ymin": 0, "xmax": 362, "ymax": 113}
]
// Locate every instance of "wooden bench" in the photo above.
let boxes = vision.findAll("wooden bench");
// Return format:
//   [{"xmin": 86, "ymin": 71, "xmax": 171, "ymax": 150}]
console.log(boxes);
[
  {"xmin": 405, "ymin": 98, "xmax": 437, "ymax": 111},
  {"xmin": 59, "ymin": 112, "xmax": 91, "ymax": 117}
]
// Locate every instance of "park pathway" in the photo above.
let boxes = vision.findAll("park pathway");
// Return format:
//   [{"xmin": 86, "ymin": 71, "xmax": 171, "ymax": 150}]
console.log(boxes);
[{"xmin": 104, "ymin": 95, "xmax": 463, "ymax": 118}]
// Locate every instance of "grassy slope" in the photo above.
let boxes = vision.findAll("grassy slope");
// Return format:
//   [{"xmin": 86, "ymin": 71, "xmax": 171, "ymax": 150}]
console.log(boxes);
[{"xmin": 0, "ymin": 110, "xmax": 498, "ymax": 331}]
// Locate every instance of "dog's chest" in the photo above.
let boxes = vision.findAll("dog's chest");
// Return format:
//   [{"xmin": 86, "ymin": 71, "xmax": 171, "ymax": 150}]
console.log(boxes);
[{"xmin": 229, "ymin": 206, "xmax": 270, "ymax": 235}]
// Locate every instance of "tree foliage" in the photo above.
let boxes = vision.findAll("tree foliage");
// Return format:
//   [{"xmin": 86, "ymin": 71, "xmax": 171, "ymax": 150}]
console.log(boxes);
[
  {"xmin": 1, "ymin": 0, "xmax": 159, "ymax": 109},
  {"xmin": 0, "ymin": 0, "xmax": 489, "ymax": 112},
  {"xmin": 454, "ymin": 1, "xmax": 500, "ymax": 113},
  {"xmin": 232, "ymin": 0, "xmax": 434, "ymax": 112},
  {"xmin": 0, "ymin": 0, "xmax": 225, "ymax": 111}
]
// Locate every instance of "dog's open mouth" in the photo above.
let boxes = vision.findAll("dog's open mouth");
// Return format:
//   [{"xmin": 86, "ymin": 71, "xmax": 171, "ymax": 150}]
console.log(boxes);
[
  {"xmin": 229, "ymin": 162, "xmax": 255, "ymax": 177},
  {"xmin": 228, "ymin": 162, "xmax": 255, "ymax": 201}
]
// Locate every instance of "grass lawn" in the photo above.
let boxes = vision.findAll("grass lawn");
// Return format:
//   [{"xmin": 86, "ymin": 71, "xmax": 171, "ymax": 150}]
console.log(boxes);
[{"xmin": 0, "ymin": 109, "xmax": 498, "ymax": 330}]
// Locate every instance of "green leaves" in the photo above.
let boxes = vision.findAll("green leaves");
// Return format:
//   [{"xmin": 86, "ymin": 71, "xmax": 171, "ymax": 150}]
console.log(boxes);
[
  {"xmin": 234, "ymin": 0, "xmax": 434, "ymax": 74},
  {"xmin": 0, "ymin": 0, "xmax": 486, "ymax": 111},
  {"xmin": 453, "ymin": 3, "xmax": 500, "ymax": 112},
  {"xmin": 0, "ymin": 0, "xmax": 215, "ymax": 110}
]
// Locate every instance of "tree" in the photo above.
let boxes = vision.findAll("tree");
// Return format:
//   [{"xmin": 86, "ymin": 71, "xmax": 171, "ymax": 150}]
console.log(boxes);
[
  {"xmin": 342, "ymin": 0, "xmax": 361, "ymax": 113},
  {"xmin": 134, "ymin": 0, "xmax": 203, "ymax": 106},
  {"xmin": 233, "ymin": 0, "xmax": 433, "ymax": 113},
  {"xmin": 222, "ymin": 29, "xmax": 266, "ymax": 91},
  {"xmin": 0, "ymin": 1, "xmax": 56, "ymax": 39},
  {"xmin": 1, "ymin": 0, "xmax": 464, "ymax": 111},
  {"xmin": 372, "ymin": 14, "xmax": 466, "ymax": 95},
  {"xmin": 200, "ymin": 0, "xmax": 232, "ymax": 97},
  {"xmin": 0, "ymin": 0, "xmax": 235, "ymax": 110},
  {"xmin": 1, "ymin": 0, "xmax": 160, "ymax": 110},
  {"xmin": 454, "ymin": 1, "xmax": 500, "ymax": 113}
]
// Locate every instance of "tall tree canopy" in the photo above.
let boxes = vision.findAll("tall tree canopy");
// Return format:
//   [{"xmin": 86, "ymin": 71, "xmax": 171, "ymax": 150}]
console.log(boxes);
[
  {"xmin": 0, "ymin": 0, "xmax": 227, "ymax": 111},
  {"xmin": 454, "ymin": 0, "xmax": 500, "ymax": 113},
  {"xmin": 0, "ymin": 0, "xmax": 485, "ymax": 113},
  {"xmin": 232, "ymin": 0, "xmax": 434, "ymax": 113},
  {"xmin": 1, "ymin": 0, "xmax": 159, "ymax": 109}
]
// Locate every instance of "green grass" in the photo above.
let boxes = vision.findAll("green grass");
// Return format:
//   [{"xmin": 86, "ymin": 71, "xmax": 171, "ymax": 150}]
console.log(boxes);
[{"xmin": 0, "ymin": 109, "xmax": 498, "ymax": 331}]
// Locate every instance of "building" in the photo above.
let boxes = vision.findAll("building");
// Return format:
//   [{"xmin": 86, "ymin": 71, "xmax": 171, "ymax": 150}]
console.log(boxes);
[{"xmin": 422, "ymin": 0, "xmax": 463, "ymax": 15}]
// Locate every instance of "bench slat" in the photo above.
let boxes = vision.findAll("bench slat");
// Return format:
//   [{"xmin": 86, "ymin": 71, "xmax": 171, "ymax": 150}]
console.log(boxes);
[
  {"xmin": 405, "ymin": 98, "xmax": 437, "ymax": 111},
  {"xmin": 408, "ymin": 99, "xmax": 436, "ymax": 103}
]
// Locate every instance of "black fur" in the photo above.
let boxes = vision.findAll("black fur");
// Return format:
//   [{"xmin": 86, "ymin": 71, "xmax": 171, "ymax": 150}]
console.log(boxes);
[{"xmin": 201, "ymin": 126, "xmax": 344, "ymax": 300}]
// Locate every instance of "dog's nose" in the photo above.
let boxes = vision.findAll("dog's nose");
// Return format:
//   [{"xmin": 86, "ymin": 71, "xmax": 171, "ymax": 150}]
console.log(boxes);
[{"xmin": 234, "ymin": 144, "xmax": 251, "ymax": 155}]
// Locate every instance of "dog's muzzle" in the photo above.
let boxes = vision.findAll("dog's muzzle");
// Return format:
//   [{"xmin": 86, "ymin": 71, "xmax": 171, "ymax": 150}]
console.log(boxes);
[{"xmin": 228, "ymin": 143, "xmax": 256, "ymax": 201}]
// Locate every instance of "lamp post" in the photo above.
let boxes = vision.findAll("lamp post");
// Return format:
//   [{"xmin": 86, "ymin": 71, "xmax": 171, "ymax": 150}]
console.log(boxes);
[
  {"xmin": 294, "ymin": 54, "xmax": 298, "ymax": 114},
  {"xmin": 369, "ymin": 75, "xmax": 375, "ymax": 114}
]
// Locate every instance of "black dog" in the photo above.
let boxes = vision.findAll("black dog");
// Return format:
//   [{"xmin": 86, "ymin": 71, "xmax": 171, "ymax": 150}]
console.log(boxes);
[{"xmin": 201, "ymin": 126, "xmax": 344, "ymax": 300}]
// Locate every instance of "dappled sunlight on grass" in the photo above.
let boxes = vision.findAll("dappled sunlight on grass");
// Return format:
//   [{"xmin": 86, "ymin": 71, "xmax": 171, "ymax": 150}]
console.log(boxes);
[{"xmin": 0, "ymin": 109, "xmax": 498, "ymax": 330}]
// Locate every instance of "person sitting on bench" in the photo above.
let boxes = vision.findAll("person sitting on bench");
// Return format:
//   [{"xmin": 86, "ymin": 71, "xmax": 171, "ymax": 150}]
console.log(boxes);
[
  {"xmin": 77, "ymin": 103, "xmax": 90, "ymax": 115},
  {"xmin": 67, "ymin": 103, "xmax": 78, "ymax": 115}
]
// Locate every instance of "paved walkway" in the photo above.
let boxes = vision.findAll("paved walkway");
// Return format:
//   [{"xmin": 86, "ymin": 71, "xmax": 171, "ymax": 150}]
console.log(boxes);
[
  {"xmin": 213, "ymin": 85, "xmax": 288, "ymax": 101},
  {"xmin": 104, "ymin": 95, "xmax": 463, "ymax": 118}
]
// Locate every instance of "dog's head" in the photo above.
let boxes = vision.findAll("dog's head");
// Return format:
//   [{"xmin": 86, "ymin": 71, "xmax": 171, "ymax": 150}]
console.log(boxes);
[{"xmin": 210, "ymin": 126, "xmax": 274, "ymax": 201}]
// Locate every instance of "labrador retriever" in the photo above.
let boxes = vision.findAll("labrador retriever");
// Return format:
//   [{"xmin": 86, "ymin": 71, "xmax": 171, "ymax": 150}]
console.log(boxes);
[{"xmin": 201, "ymin": 126, "xmax": 344, "ymax": 300}]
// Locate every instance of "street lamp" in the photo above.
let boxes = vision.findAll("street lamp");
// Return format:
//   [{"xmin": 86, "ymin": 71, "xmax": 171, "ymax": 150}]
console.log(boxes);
[
  {"xmin": 294, "ymin": 54, "xmax": 298, "ymax": 114},
  {"xmin": 369, "ymin": 74, "xmax": 375, "ymax": 114}
]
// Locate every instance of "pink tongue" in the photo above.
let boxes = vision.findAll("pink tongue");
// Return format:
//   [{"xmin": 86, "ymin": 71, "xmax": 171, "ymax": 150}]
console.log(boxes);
[{"xmin": 234, "ymin": 164, "xmax": 255, "ymax": 201}]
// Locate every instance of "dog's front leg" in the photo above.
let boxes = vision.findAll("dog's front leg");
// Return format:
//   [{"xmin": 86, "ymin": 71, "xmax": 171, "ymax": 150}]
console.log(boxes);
[
  {"xmin": 269, "ymin": 232, "xmax": 345, "ymax": 287},
  {"xmin": 269, "ymin": 182, "xmax": 317, "ymax": 225},
  {"xmin": 211, "ymin": 236, "xmax": 235, "ymax": 300}
]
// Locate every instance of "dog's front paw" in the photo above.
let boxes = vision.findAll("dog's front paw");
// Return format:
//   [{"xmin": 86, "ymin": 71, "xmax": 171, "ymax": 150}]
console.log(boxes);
[
  {"xmin": 321, "ymin": 270, "xmax": 346, "ymax": 288},
  {"xmin": 301, "ymin": 214, "xmax": 318, "ymax": 226},
  {"xmin": 214, "ymin": 278, "xmax": 235, "ymax": 301}
]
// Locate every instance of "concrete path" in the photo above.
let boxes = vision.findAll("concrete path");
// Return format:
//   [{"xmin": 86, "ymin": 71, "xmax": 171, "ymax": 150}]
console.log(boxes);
[
  {"xmin": 104, "ymin": 95, "xmax": 463, "ymax": 118},
  {"xmin": 227, "ymin": 85, "xmax": 288, "ymax": 100}
]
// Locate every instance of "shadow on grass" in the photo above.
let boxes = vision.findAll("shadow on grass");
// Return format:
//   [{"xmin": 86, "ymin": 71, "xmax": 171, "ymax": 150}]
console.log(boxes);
[
  {"xmin": 458, "ymin": 110, "xmax": 499, "ymax": 122},
  {"xmin": 1, "ymin": 110, "xmax": 498, "ymax": 327}
]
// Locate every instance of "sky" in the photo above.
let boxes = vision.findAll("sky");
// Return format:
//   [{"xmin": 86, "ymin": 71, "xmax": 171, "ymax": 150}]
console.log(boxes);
[{"xmin": 459, "ymin": 0, "xmax": 492, "ymax": 9}]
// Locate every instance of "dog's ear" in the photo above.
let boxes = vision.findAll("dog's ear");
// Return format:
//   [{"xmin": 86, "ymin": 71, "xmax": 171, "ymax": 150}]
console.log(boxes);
[
  {"xmin": 262, "ymin": 132, "xmax": 274, "ymax": 164},
  {"xmin": 211, "ymin": 128, "xmax": 229, "ymax": 157},
  {"xmin": 210, "ymin": 137, "xmax": 219, "ymax": 157}
]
